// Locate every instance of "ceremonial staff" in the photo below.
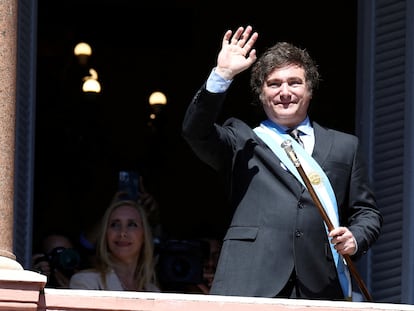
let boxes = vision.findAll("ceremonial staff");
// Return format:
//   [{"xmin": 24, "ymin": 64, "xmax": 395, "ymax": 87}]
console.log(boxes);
[{"xmin": 281, "ymin": 139, "xmax": 373, "ymax": 302}]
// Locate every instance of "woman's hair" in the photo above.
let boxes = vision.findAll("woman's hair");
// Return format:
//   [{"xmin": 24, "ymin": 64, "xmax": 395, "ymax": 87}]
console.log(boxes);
[
  {"xmin": 250, "ymin": 41, "xmax": 320, "ymax": 105},
  {"xmin": 94, "ymin": 196, "xmax": 157, "ymax": 290}
]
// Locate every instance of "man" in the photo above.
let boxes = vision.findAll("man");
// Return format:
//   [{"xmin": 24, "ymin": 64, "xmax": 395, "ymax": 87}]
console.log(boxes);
[
  {"xmin": 32, "ymin": 232, "xmax": 81, "ymax": 288},
  {"xmin": 182, "ymin": 25, "xmax": 382, "ymax": 300}
]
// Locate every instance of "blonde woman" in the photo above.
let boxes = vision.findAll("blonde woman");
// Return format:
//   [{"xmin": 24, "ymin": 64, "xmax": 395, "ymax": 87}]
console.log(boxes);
[{"xmin": 70, "ymin": 197, "xmax": 159, "ymax": 292}]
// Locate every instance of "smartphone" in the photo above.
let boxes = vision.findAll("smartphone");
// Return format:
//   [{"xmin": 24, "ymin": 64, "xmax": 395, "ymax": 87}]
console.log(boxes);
[{"xmin": 118, "ymin": 171, "xmax": 140, "ymax": 201}]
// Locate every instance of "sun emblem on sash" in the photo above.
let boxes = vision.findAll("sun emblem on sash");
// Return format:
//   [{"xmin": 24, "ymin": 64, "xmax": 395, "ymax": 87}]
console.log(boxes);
[{"xmin": 308, "ymin": 172, "xmax": 322, "ymax": 185}]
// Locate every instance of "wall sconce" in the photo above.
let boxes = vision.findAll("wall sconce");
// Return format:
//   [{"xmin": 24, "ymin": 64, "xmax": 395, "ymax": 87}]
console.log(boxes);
[
  {"xmin": 82, "ymin": 69, "xmax": 101, "ymax": 93},
  {"xmin": 74, "ymin": 42, "xmax": 92, "ymax": 65},
  {"xmin": 149, "ymin": 91, "xmax": 167, "ymax": 119}
]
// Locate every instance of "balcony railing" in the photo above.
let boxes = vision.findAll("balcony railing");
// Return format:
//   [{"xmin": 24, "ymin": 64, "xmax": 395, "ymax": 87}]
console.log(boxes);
[{"xmin": 1, "ymin": 269, "xmax": 414, "ymax": 311}]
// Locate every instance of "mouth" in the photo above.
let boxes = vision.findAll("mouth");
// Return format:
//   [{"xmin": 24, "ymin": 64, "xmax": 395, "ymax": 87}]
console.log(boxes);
[{"xmin": 275, "ymin": 101, "xmax": 294, "ymax": 108}]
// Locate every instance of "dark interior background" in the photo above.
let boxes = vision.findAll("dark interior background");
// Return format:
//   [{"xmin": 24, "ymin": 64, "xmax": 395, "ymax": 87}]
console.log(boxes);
[{"xmin": 33, "ymin": 0, "xmax": 357, "ymax": 249}]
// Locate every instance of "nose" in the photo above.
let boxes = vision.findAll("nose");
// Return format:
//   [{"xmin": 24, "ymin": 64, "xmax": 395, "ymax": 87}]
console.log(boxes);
[
  {"xmin": 118, "ymin": 228, "xmax": 127, "ymax": 238},
  {"xmin": 279, "ymin": 82, "xmax": 292, "ymax": 101},
  {"xmin": 280, "ymin": 82, "xmax": 290, "ymax": 94}
]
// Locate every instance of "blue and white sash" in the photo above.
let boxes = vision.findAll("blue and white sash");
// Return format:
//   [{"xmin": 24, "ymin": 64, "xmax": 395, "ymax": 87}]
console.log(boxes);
[{"xmin": 254, "ymin": 121, "xmax": 352, "ymax": 299}]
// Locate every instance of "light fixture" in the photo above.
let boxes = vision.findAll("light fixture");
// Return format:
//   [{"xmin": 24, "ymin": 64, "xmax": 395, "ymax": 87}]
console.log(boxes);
[
  {"xmin": 149, "ymin": 91, "xmax": 167, "ymax": 106},
  {"xmin": 148, "ymin": 91, "xmax": 167, "ymax": 122},
  {"xmin": 74, "ymin": 42, "xmax": 92, "ymax": 65},
  {"xmin": 82, "ymin": 79, "xmax": 101, "ymax": 93},
  {"xmin": 82, "ymin": 68, "xmax": 101, "ymax": 93}
]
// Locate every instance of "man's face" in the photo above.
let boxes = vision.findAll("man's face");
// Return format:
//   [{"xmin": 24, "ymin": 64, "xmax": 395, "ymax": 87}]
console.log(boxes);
[{"xmin": 260, "ymin": 64, "xmax": 312, "ymax": 128}]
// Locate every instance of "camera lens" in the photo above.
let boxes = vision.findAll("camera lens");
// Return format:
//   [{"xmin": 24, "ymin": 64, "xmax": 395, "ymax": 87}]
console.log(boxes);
[
  {"xmin": 157, "ymin": 240, "xmax": 203, "ymax": 284},
  {"xmin": 50, "ymin": 247, "xmax": 81, "ymax": 270},
  {"xmin": 170, "ymin": 256, "xmax": 193, "ymax": 278}
]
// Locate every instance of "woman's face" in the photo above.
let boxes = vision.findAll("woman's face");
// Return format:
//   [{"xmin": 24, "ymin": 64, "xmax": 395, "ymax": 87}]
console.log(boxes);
[
  {"xmin": 260, "ymin": 64, "xmax": 312, "ymax": 128},
  {"xmin": 106, "ymin": 205, "xmax": 144, "ymax": 263}
]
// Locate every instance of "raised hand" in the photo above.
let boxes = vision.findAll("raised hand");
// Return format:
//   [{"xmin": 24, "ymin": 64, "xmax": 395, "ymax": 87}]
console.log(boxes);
[{"xmin": 216, "ymin": 25, "xmax": 258, "ymax": 81}]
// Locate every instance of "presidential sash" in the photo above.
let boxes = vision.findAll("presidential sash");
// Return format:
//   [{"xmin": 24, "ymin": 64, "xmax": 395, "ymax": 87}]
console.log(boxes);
[{"xmin": 253, "ymin": 120, "xmax": 352, "ymax": 299}]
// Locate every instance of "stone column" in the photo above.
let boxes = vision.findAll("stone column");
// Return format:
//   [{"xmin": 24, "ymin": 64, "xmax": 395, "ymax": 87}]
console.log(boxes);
[{"xmin": 0, "ymin": 0, "xmax": 22, "ymax": 270}]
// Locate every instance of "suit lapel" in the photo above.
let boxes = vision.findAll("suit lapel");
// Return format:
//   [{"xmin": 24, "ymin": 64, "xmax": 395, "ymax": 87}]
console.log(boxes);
[{"xmin": 312, "ymin": 122, "xmax": 332, "ymax": 167}]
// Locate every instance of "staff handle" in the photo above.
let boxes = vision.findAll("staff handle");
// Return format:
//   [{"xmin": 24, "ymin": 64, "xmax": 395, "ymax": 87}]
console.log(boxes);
[{"xmin": 281, "ymin": 140, "xmax": 373, "ymax": 302}]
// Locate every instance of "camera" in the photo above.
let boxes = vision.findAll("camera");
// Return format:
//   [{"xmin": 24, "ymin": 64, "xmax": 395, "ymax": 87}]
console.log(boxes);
[
  {"xmin": 156, "ymin": 239, "xmax": 204, "ymax": 285},
  {"xmin": 35, "ymin": 246, "xmax": 81, "ymax": 278}
]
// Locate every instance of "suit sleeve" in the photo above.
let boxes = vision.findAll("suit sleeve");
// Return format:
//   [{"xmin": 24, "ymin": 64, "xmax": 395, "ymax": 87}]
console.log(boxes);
[{"xmin": 182, "ymin": 85, "xmax": 233, "ymax": 171}]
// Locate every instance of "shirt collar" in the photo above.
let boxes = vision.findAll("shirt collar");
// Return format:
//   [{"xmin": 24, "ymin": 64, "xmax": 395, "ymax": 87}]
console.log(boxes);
[
  {"xmin": 296, "ymin": 117, "xmax": 312, "ymax": 136},
  {"xmin": 263, "ymin": 116, "xmax": 312, "ymax": 135}
]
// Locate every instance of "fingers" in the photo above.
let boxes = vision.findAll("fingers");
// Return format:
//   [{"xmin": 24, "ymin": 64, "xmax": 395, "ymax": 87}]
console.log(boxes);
[
  {"xmin": 329, "ymin": 227, "xmax": 356, "ymax": 255},
  {"xmin": 244, "ymin": 32, "xmax": 258, "ymax": 58},
  {"xmin": 222, "ymin": 26, "xmax": 245, "ymax": 44},
  {"xmin": 217, "ymin": 25, "xmax": 258, "ymax": 80},
  {"xmin": 335, "ymin": 241, "xmax": 356, "ymax": 255},
  {"xmin": 139, "ymin": 176, "xmax": 147, "ymax": 194},
  {"xmin": 223, "ymin": 26, "xmax": 258, "ymax": 49},
  {"xmin": 32, "ymin": 254, "xmax": 50, "ymax": 274},
  {"xmin": 230, "ymin": 26, "xmax": 246, "ymax": 44},
  {"xmin": 140, "ymin": 192, "xmax": 154, "ymax": 208},
  {"xmin": 33, "ymin": 261, "xmax": 51, "ymax": 276},
  {"xmin": 53, "ymin": 269, "xmax": 70, "ymax": 288},
  {"xmin": 222, "ymin": 29, "xmax": 233, "ymax": 46},
  {"xmin": 140, "ymin": 193, "xmax": 159, "ymax": 215},
  {"xmin": 329, "ymin": 226, "xmax": 351, "ymax": 239}
]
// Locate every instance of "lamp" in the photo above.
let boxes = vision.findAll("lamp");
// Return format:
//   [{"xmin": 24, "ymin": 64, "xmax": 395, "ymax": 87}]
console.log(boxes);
[
  {"xmin": 149, "ymin": 91, "xmax": 167, "ymax": 106},
  {"xmin": 82, "ymin": 79, "xmax": 101, "ymax": 93},
  {"xmin": 74, "ymin": 42, "xmax": 92, "ymax": 65},
  {"xmin": 82, "ymin": 69, "xmax": 101, "ymax": 93},
  {"xmin": 149, "ymin": 91, "xmax": 167, "ymax": 118}
]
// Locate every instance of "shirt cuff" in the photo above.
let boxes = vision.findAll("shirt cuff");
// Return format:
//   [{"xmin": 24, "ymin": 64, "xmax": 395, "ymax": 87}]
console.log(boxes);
[
  {"xmin": 352, "ymin": 237, "xmax": 358, "ymax": 255},
  {"xmin": 206, "ymin": 67, "xmax": 233, "ymax": 93}
]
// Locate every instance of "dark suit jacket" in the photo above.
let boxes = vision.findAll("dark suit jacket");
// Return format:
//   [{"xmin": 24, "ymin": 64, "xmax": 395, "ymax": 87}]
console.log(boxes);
[{"xmin": 182, "ymin": 85, "xmax": 383, "ymax": 300}]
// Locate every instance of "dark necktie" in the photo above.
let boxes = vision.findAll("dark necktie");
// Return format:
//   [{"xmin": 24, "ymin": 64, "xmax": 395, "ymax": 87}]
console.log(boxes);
[{"xmin": 287, "ymin": 128, "xmax": 304, "ymax": 148}]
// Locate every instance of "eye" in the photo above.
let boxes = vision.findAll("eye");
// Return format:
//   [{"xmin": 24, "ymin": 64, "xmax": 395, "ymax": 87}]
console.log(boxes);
[
  {"xmin": 109, "ymin": 221, "xmax": 122, "ymax": 229},
  {"xmin": 267, "ymin": 81, "xmax": 281, "ymax": 88},
  {"xmin": 128, "ymin": 220, "xmax": 142, "ymax": 228},
  {"xmin": 288, "ymin": 79, "xmax": 303, "ymax": 86}
]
